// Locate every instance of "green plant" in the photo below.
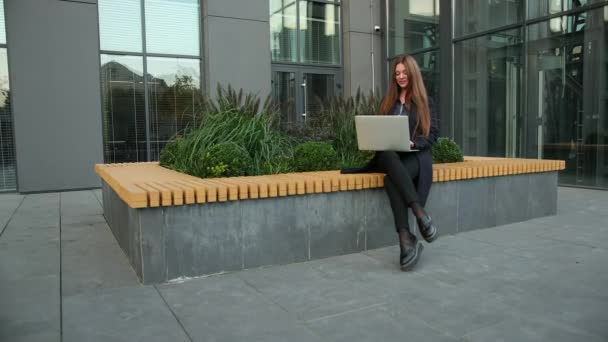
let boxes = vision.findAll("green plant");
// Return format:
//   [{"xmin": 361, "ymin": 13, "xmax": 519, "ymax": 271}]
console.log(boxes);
[
  {"xmin": 432, "ymin": 137, "xmax": 464, "ymax": 163},
  {"xmin": 293, "ymin": 141, "xmax": 338, "ymax": 172},
  {"xmin": 196, "ymin": 142, "xmax": 252, "ymax": 178}
]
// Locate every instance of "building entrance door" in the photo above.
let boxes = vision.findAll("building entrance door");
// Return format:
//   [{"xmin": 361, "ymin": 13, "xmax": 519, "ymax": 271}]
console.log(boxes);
[{"xmin": 271, "ymin": 66, "xmax": 342, "ymax": 126}]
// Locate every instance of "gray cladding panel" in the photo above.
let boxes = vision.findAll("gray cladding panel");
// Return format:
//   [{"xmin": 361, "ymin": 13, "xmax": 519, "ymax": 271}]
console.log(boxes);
[
  {"xmin": 495, "ymin": 174, "xmax": 531, "ymax": 226},
  {"xmin": 6, "ymin": 0, "xmax": 103, "ymax": 192},
  {"xmin": 206, "ymin": 16, "xmax": 271, "ymax": 98},
  {"xmin": 308, "ymin": 192, "xmax": 366, "ymax": 260},
  {"xmin": 241, "ymin": 196, "xmax": 308, "ymax": 269},
  {"xmin": 527, "ymin": 172, "xmax": 558, "ymax": 218},
  {"xmin": 206, "ymin": 0, "xmax": 269, "ymax": 22},
  {"xmin": 343, "ymin": 32, "xmax": 383, "ymax": 96}
]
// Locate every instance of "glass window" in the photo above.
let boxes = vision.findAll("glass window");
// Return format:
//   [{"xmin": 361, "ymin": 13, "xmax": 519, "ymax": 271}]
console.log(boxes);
[
  {"xmin": 299, "ymin": 1, "xmax": 341, "ymax": 64},
  {"xmin": 388, "ymin": 0, "xmax": 439, "ymax": 57},
  {"xmin": 526, "ymin": 6, "xmax": 608, "ymax": 188},
  {"xmin": 145, "ymin": 0, "xmax": 200, "ymax": 56},
  {"xmin": 100, "ymin": 55, "xmax": 146, "ymax": 163},
  {"xmin": 0, "ymin": 48, "xmax": 16, "ymax": 191},
  {"xmin": 272, "ymin": 71, "xmax": 296, "ymax": 124},
  {"xmin": 410, "ymin": 50, "xmax": 440, "ymax": 105},
  {"xmin": 528, "ymin": 0, "xmax": 603, "ymax": 19},
  {"xmin": 146, "ymin": 57, "xmax": 201, "ymax": 159},
  {"xmin": 270, "ymin": 0, "xmax": 298, "ymax": 63},
  {"xmin": 454, "ymin": 0, "xmax": 522, "ymax": 37},
  {"xmin": 454, "ymin": 29, "xmax": 523, "ymax": 157},
  {"xmin": 98, "ymin": 0, "xmax": 143, "ymax": 52}
]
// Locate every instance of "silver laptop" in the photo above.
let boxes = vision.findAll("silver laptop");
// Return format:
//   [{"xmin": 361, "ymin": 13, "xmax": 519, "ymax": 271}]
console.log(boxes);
[{"xmin": 355, "ymin": 115, "xmax": 418, "ymax": 152}]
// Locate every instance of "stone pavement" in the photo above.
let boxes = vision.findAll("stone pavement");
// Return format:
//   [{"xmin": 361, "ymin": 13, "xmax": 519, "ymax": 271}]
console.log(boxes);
[{"xmin": 0, "ymin": 187, "xmax": 606, "ymax": 342}]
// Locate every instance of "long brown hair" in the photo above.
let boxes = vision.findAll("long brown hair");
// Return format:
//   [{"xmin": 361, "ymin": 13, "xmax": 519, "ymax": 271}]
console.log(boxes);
[{"xmin": 378, "ymin": 55, "xmax": 430, "ymax": 137}]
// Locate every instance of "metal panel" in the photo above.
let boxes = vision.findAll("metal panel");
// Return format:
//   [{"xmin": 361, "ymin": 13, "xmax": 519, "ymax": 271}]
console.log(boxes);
[
  {"xmin": 206, "ymin": 0, "xmax": 268, "ymax": 22},
  {"xmin": 207, "ymin": 16, "xmax": 271, "ymax": 98},
  {"xmin": 6, "ymin": 0, "xmax": 103, "ymax": 192}
]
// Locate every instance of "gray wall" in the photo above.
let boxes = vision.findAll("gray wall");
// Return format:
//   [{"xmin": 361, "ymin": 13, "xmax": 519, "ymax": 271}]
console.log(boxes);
[
  {"xmin": 342, "ymin": 0, "xmax": 383, "ymax": 97},
  {"xmin": 5, "ymin": 0, "xmax": 103, "ymax": 193},
  {"xmin": 203, "ymin": 0, "xmax": 271, "ymax": 98}
]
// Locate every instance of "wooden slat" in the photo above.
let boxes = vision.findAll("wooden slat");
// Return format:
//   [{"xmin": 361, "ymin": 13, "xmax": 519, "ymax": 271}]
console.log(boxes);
[{"xmin": 95, "ymin": 157, "xmax": 566, "ymax": 208}]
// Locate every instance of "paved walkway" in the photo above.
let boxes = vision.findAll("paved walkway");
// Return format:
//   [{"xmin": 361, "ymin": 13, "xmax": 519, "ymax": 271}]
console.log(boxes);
[{"xmin": 0, "ymin": 187, "xmax": 606, "ymax": 341}]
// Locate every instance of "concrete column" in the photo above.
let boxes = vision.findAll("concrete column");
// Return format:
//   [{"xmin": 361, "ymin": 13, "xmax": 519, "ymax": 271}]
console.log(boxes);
[
  {"xmin": 5, "ymin": 0, "xmax": 103, "ymax": 192},
  {"xmin": 341, "ymin": 0, "xmax": 383, "ymax": 97},
  {"xmin": 203, "ymin": 0, "xmax": 272, "ymax": 99}
]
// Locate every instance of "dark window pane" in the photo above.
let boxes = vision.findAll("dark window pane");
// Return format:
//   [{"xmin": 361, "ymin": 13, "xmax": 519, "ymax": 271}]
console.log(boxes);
[
  {"xmin": 526, "ymin": 6, "xmax": 608, "ymax": 188},
  {"xmin": 388, "ymin": 0, "xmax": 439, "ymax": 56},
  {"xmin": 98, "ymin": 0, "xmax": 143, "ymax": 52},
  {"xmin": 454, "ymin": 29, "xmax": 522, "ymax": 157},
  {"xmin": 146, "ymin": 57, "xmax": 201, "ymax": 160},
  {"xmin": 305, "ymin": 73, "xmax": 334, "ymax": 117},
  {"xmin": 145, "ymin": 0, "xmax": 200, "ymax": 56},
  {"xmin": 0, "ymin": 48, "xmax": 16, "ymax": 191},
  {"xmin": 270, "ymin": 0, "xmax": 298, "ymax": 62},
  {"xmin": 454, "ymin": 0, "xmax": 522, "ymax": 37},
  {"xmin": 410, "ymin": 50, "xmax": 440, "ymax": 106},
  {"xmin": 100, "ymin": 55, "xmax": 146, "ymax": 163},
  {"xmin": 299, "ymin": 1, "xmax": 340, "ymax": 65},
  {"xmin": 271, "ymin": 71, "xmax": 297, "ymax": 124}
]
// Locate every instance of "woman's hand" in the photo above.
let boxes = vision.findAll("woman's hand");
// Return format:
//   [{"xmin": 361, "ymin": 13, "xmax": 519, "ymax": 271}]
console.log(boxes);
[{"xmin": 410, "ymin": 140, "xmax": 415, "ymax": 149}]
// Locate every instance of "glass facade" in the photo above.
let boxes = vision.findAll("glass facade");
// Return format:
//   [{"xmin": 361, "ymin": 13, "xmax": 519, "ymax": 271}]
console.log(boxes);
[
  {"xmin": 98, "ymin": 0, "xmax": 202, "ymax": 163},
  {"xmin": 454, "ymin": 29, "xmax": 522, "ymax": 157},
  {"xmin": 387, "ymin": 0, "xmax": 440, "ymax": 103},
  {"xmin": 0, "ymin": 0, "xmax": 16, "ymax": 191},
  {"xmin": 386, "ymin": 0, "xmax": 608, "ymax": 189},
  {"xmin": 270, "ymin": 0, "xmax": 341, "ymax": 65},
  {"xmin": 388, "ymin": 0, "xmax": 439, "ymax": 56},
  {"xmin": 270, "ymin": 0, "xmax": 342, "ymax": 125}
]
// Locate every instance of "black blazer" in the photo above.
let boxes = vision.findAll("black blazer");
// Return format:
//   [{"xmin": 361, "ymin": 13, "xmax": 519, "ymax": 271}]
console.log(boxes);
[{"xmin": 341, "ymin": 98, "xmax": 439, "ymax": 206}]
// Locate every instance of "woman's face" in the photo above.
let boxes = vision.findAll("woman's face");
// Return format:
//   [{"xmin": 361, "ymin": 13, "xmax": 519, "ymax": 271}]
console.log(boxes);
[{"xmin": 395, "ymin": 63, "xmax": 409, "ymax": 90}]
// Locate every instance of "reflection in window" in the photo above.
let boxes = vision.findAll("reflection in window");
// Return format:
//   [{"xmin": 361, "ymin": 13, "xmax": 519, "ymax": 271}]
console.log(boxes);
[
  {"xmin": 271, "ymin": 71, "xmax": 296, "ymax": 124},
  {"xmin": 270, "ymin": 0, "xmax": 298, "ymax": 62},
  {"xmin": 454, "ymin": 29, "xmax": 522, "ymax": 157},
  {"xmin": 454, "ymin": 0, "xmax": 521, "ymax": 37},
  {"xmin": 388, "ymin": 0, "xmax": 439, "ymax": 56},
  {"xmin": 299, "ymin": 1, "xmax": 341, "ymax": 64},
  {"xmin": 98, "ymin": 0, "xmax": 202, "ymax": 163},
  {"xmin": 147, "ymin": 57, "xmax": 201, "ymax": 159},
  {"xmin": 145, "ymin": 0, "xmax": 200, "ymax": 56},
  {"xmin": 410, "ymin": 50, "xmax": 440, "ymax": 105},
  {"xmin": 100, "ymin": 55, "xmax": 146, "ymax": 163},
  {"xmin": 527, "ymin": 0, "xmax": 601, "ymax": 19},
  {"xmin": 526, "ymin": 6, "xmax": 608, "ymax": 188},
  {"xmin": 98, "ymin": 0, "xmax": 143, "ymax": 52},
  {"xmin": 0, "ymin": 48, "xmax": 16, "ymax": 191}
]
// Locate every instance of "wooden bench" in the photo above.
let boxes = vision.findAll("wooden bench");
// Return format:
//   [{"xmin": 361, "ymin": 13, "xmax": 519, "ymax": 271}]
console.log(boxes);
[
  {"xmin": 97, "ymin": 157, "xmax": 565, "ymax": 284},
  {"xmin": 95, "ymin": 157, "xmax": 565, "ymax": 209}
]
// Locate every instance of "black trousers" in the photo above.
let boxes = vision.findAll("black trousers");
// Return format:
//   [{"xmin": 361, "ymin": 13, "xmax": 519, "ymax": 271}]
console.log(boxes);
[{"xmin": 375, "ymin": 151, "xmax": 420, "ymax": 233}]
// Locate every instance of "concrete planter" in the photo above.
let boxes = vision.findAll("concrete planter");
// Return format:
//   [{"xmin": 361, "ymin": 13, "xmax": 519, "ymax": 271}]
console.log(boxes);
[{"xmin": 102, "ymin": 171, "xmax": 558, "ymax": 284}]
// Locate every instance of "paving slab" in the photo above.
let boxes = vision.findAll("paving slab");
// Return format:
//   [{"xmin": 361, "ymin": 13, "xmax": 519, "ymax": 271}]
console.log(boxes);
[
  {"xmin": 61, "ymin": 221, "xmax": 140, "ymax": 296},
  {"xmin": 62, "ymin": 286, "xmax": 191, "ymax": 342},
  {"xmin": 158, "ymin": 274, "xmax": 324, "ymax": 342},
  {"xmin": 306, "ymin": 303, "xmax": 457, "ymax": 342}
]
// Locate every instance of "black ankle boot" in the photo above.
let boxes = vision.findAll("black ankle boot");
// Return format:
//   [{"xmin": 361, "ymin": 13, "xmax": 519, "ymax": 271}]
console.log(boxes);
[
  {"xmin": 417, "ymin": 215, "xmax": 438, "ymax": 243},
  {"xmin": 400, "ymin": 240, "xmax": 423, "ymax": 271}
]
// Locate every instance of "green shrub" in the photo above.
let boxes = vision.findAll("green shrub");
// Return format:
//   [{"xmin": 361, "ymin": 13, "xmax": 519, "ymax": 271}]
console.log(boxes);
[
  {"xmin": 293, "ymin": 142, "xmax": 338, "ymax": 172},
  {"xmin": 196, "ymin": 142, "xmax": 252, "ymax": 178},
  {"xmin": 432, "ymin": 137, "xmax": 464, "ymax": 163},
  {"xmin": 159, "ymin": 139, "xmax": 180, "ymax": 167}
]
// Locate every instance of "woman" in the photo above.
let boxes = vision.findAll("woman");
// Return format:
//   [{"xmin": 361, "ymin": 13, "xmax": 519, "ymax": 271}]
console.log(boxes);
[{"xmin": 343, "ymin": 55, "xmax": 439, "ymax": 271}]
